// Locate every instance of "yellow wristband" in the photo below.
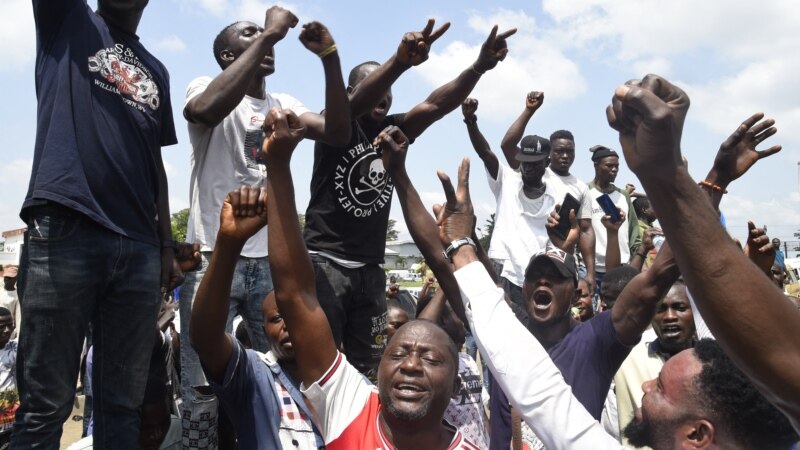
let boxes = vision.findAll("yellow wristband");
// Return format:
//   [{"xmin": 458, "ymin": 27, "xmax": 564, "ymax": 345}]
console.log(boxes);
[{"xmin": 318, "ymin": 44, "xmax": 337, "ymax": 59}]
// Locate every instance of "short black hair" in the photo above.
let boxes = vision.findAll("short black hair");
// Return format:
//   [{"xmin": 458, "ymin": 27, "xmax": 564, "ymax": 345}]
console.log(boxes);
[
  {"xmin": 693, "ymin": 339, "xmax": 798, "ymax": 448},
  {"xmin": 348, "ymin": 61, "xmax": 380, "ymax": 87},
  {"xmin": 549, "ymin": 129, "xmax": 574, "ymax": 143},
  {"xmin": 632, "ymin": 197, "xmax": 651, "ymax": 219},
  {"xmin": 602, "ymin": 265, "xmax": 638, "ymax": 293},
  {"xmin": 212, "ymin": 22, "xmax": 240, "ymax": 69}
]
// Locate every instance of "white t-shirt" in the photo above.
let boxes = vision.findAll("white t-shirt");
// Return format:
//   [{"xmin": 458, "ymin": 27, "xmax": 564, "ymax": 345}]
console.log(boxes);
[
  {"xmin": 184, "ymin": 77, "xmax": 309, "ymax": 257},
  {"xmin": 445, "ymin": 352, "xmax": 489, "ymax": 448},
  {"xmin": 487, "ymin": 164, "xmax": 556, "ymax": 287},
  {"xmin": 588, "ymin": 185, "xmax": 631, "ymax": 273},
  {"xmin": 543, "ymin": 168, "xmax": 593, "ymax": 220}
]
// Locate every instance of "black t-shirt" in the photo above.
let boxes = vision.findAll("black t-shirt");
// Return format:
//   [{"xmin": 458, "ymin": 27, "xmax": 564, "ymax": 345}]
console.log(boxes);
[
  {"xmin": 304, "ymin": 114, "xmax": 405, "ymax": 264},
  {"xmin": 24, "ymin": 0, "xmax": 177, "ymax": 245}
]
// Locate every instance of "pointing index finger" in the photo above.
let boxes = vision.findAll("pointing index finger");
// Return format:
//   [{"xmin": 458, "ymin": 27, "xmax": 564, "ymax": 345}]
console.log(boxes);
[{"xmin": 496, "ymin": 28, "xmax": 517, "ymax": 40}]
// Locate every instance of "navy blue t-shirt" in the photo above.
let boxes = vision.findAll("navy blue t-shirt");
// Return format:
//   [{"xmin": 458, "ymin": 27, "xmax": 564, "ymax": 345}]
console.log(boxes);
[
  {"xmin": 489, "ymin": 311, "xmax": 634, "ymax": 450},
  {"xmin": 25, "ymin": 0, "xmax": 177, "ymax": 245}
]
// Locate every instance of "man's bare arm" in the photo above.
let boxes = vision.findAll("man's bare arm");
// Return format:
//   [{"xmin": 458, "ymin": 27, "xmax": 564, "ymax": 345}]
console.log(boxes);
[
  {"xmin": 612, "ymin": 242, "xmax": 680, "ymax": 345},
  {"xmin": 190, "ymin": 186, "xmax": 268, "ymax": 380},
  {"xmin": 263, "ymin": 108, "xmax": 337, "ymax": 386},
  {"xmin": 608, "ymin": 76, "xmax": 800, "ymax": 428},
  {"xmin": 500, "ymin": 91, "xmax": 543, "ymax": 169},
  {"xmin": 295, "ymin": 21, "xmax": 351, "ymax": 146},
  {"xmin": 349, "ymin": 19, "xmax": 450, "ymax": 119},
  {"xmin": 461, "ymin": 98, "xmax": 499, "ymax": 179},
  {"xmin": 184, "ymin": 6, "xmax": 297, "ymax": 128},
  {"xmin": 376, "ymin": 126, "xmax": 468, "ymax": 324},
  {"xmin": 402, "ymin": 26, "xmax": 517, "ymax": 140}
]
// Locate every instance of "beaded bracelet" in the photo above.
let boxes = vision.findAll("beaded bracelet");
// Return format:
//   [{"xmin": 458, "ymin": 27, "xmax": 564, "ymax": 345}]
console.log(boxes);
[{"xmin": 698, "ymin": 180, "xmax": 727, "ymax": 194}]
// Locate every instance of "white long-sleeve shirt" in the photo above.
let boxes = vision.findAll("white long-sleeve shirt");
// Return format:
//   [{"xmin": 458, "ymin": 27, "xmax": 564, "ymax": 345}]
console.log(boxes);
[{"xmin": 454, "ymin": 261, "xmax": 624, "ymax": 450}]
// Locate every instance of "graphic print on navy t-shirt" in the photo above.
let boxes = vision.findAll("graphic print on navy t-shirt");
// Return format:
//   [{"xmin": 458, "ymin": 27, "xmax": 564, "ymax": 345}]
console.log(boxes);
[
  {"xmin": 335, "ymin": 141, "xmax": 393, "ymax": 218},
  {"xmin": 87, "ymin": 44, "xmax": 161, "ymax": 112}
]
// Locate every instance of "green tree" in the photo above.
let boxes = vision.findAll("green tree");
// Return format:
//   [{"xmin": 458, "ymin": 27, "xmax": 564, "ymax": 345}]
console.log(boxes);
[
  {"xmin": 171, "ymin": 208, "xmax": 190, "ymax": 243},
  {"xmin": 479, "ymin": 213, "xmax": 496, "ymax": 249},
  {"xmin": 386, "ymin": 219, "xmax": 398, "ymax": 241},
  {"xmin": 298, "ymin": 213, "xmax": 306, "ymax": 230},
  {"xmin": 395, "ymin": 255, "xmax": 407, "ymax": 269}
]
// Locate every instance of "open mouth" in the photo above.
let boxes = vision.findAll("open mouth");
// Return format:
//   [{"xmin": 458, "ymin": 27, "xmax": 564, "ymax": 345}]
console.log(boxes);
[
  {"xmin": 660, "ymin": 325, "xmax": 682, "ymax": 338},
  {"xmin": 532, "ymin": 291, "xmax": 553, "ymax": 310},
  {"xmin": 393, "ymin": 382, "xmax": 426, "ymax": 400},
  {"xmin": 374, "ymin": 99, "xmax": 389, "ymax": 115}
]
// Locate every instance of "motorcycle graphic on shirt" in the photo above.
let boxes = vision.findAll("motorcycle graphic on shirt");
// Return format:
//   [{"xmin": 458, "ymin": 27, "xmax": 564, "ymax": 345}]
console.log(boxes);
[{"xmin": 88, "ymin": 46, "xmax": 160, "ymax": 111}]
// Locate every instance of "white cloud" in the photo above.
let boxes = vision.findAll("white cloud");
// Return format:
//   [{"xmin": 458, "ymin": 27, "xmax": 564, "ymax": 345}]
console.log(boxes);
[
  {"xmin": 187, "ymin": 0, "xmax": 303, "ymax": 22},
  {"xmin": 153, "ymin": 35, "xmax": 187, "ymax": 53},
  {"xmin": 419, "ymin": 9, "xmax": 586, "ymax": 122},
  {"xmin": 0, "ymin": 0, "xmax": 35, "ymax": 71}
]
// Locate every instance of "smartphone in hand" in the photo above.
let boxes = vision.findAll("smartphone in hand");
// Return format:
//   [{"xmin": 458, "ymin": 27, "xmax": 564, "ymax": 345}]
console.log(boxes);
[
  {"xmin": 596, "ymin": 193, "xmax": 622, "ymax": 224},
  {"xmin": 552, "ymin": 193, "xmax": 581, "ymax": 240}
]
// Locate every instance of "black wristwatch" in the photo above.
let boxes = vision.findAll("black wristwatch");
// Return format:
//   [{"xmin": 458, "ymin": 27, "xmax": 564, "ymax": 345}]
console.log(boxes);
[{"xmin": 463, "ymin": 115, "xmax": 477, "ymax": 124}]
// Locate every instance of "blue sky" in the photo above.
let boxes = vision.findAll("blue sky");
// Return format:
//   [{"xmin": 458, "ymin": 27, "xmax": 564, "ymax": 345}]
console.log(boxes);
[{"xmin": 2, "ymin": 0, "xmax": 799, "ymax": 247}]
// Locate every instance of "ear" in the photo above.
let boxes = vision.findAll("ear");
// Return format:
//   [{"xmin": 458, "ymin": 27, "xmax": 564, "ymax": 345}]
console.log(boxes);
[
  {"xmin": 684, "ymin": 419, "xmax": 714, "ymax": 449},
  {"xmin": 346, "ymin": 85, "xmax": 354, "ymax": 95},
  {"xmin": 220, "ymin": 49, "xmax": 235, "ymax": 64}
]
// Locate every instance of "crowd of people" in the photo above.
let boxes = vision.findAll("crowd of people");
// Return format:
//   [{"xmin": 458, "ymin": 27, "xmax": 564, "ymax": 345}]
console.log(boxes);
[{"xmin": 3, "ymin": 0, "xmax": 799, "ymax": 449}]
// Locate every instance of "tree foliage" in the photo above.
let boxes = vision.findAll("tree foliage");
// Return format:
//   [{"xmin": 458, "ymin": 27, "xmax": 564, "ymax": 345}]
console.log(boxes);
[{"xmin": 171, "ymin": 208, "xmax": 190, "ymax": 243}]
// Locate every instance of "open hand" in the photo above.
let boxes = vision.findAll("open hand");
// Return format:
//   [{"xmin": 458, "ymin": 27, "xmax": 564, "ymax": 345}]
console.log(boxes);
[
  {"xmin": 396, "ymin": 18, "xmax": 450, "ymax": 67},
  {"xmin": 709, "ymin": 112, "xmax": 781, "ymax": 187}
]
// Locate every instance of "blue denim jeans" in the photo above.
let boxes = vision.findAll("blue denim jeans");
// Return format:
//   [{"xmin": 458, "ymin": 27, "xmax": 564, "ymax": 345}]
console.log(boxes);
[
  {"xmin": 11, "ymin": 204, "xmax": 160, "ymax": 450},
  {"xmin": 178, "ymin": 252, "xmax": 272, "ymax": 449}
]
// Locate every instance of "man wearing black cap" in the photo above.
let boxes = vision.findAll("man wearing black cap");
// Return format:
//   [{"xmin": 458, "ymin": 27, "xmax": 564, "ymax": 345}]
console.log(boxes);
[
  {"xmin": 588, "ymin": 145, "xmax": 641, "ymax": 293},
  {"xmin": 500, "ymin": 92, "xmax": 597, "ymax": 294},
  {"xmin": 462, "ymin": 98, "xmax": 557, "ymax": 311},
  {"xmin": 488, "ymin": 243, "xmax": 647, "ymax": 450}
]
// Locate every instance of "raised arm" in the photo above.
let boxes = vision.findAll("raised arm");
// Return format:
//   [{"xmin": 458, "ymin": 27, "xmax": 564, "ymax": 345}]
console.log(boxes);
[
  {"xmin": 184, "ymin": 6, "xmax": 298, "ymax": 128},
  {"xmin": 601, "ymin": 208, "xmax": 625, "ymax": 272},
  {"xmin": 190, "ymin": 185, "xmax": 268, "ymax": 380},
  {"xmin": 295, "ymin": 21, "xmax": 351, "ymax": 146},
  {"xmin": 436, "ymin": 159, "xmax": 622, "ymax": 450},
  {"xmin": 611, "ymin": 241, "xmax": 680, "ymax": 345},
  {"xmin": 608, "ymin": 75, "xmax": 800, "ymax": 429},
  {"xmin": 375, "ymin": 126, "xmax": 467, "ymax": 324},
  {"xmin": 402, "ymin": 26, "xmax": 517, "ymax": 140},
  {"xmin": 349, "ymin": 19, "xmax": 450, "ymax": 119},
  {"xmin": 461, "ymin": 98, "xmax": 499, "ymax": 178},
  {"xmin": 263, "ymin": 108, "xmax": 337, "ymax": 386},
  {"xmin": 500, "ymin": 91, "xmax": 544, "ymax": 169}
]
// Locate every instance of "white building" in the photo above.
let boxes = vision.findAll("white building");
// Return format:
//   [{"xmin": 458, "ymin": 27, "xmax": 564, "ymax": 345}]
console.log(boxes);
[{"xmin": 384, "ymin": 239, "xmax": 421, "ymax": 269}]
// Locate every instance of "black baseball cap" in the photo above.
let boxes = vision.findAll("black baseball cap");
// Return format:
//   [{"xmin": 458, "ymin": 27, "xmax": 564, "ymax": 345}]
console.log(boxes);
[
  {"xmin": 525, "ymin": 244, "xmax": 578, "ymax": 284},
  {"xmin": 516, "ymin": 135, "xmax": 551, "ymax": 162}
]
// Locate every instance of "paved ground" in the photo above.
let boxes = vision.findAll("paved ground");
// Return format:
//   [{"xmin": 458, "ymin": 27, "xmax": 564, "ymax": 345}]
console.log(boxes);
[{"xmin": 59, "ymin": 395, "xmax": 86, "ymax": 449}]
